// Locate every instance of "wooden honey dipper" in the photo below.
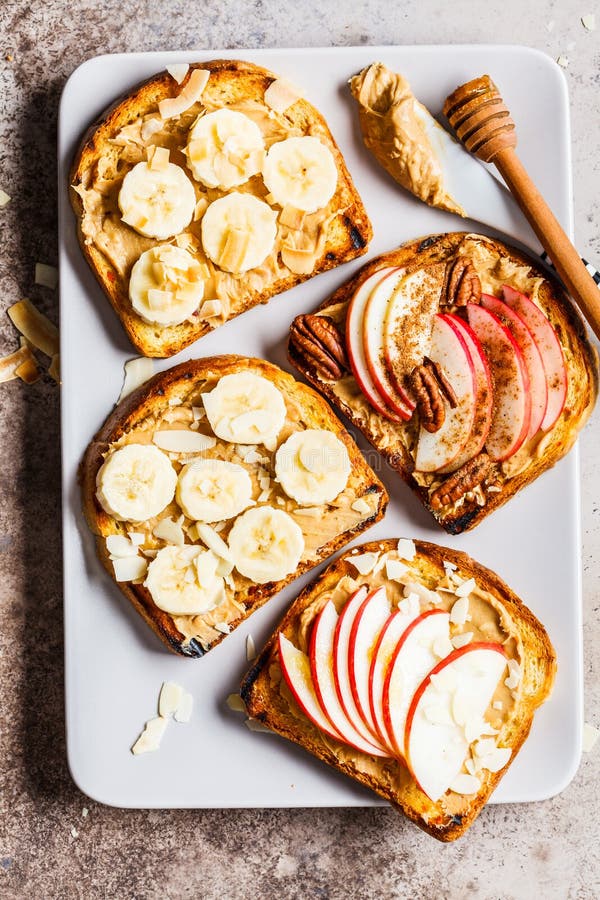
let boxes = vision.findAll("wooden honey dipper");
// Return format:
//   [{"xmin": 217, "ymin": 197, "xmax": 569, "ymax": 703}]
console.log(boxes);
[{"xmin": 444, "ymin": 75, "xmax": 600, "ymax": 341}]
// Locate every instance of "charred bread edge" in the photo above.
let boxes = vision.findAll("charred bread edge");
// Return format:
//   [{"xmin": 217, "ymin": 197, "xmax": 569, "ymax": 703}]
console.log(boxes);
[
  {"xmin": 69, "ymin": 59, "xmax": 373, "ymax": 358},
  {"xmin": 79, "ymin": 355, "xmax": 388, "ymax": 657},
  {"xmin": 288, "ymin": 232, "xmax": 599, "ymax": 534},
  {"xmin": 241, "ymin": 537, "xmax": 557, "ymax": 841}
]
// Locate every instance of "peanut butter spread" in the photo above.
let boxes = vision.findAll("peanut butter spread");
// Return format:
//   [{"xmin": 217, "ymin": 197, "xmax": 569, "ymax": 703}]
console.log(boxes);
[
  {"xmin": 74, "ymin": 85, "xmax": 350, "ymax": 331},
  {"xmin": 317, "ymin": 235, "xmax": 561, "ymax": 515},
  {"xmin": 349, "ymin": 63, "xmax": 465, "ymax": 216},
  {"xmin": 102, "ymin": 370, "xmax": 383, "ymax": 650},
  {"xmin": 271, "ymin": 545, "xmax": 522, "ymax": 815}
]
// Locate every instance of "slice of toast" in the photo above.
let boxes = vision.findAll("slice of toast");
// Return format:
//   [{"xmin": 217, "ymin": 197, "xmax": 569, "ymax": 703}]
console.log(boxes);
[
  {"xmin": 287, "ymin": 232, "xmax": 598, "ymax": 533},
  {"xmin": 80, "ymin": 355, "xmax": 388, "ymax": 657},
  {"xmin": 70, "ymin": 59, "xmax": 372, "ymax": 357},
  {"xmin": 241, "ymin": 538, "xmax": 556, "ymax": 841}
]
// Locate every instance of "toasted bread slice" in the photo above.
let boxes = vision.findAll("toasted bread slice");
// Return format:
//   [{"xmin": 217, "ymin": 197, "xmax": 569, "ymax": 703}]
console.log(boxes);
[
  {"xmin": 288, "ymin": 232, "xmax": 598, "ymax": 533},
  {"xmin": 70, "ymin": 59, "xmax": 372, "ymax": 357},
  {"xmin": 80, "ymin": 355, "xmax": 387, "ymax": 656},
  {"xmin": 241, "ymin": 538, "xmax": 556, "ymax": 841}
]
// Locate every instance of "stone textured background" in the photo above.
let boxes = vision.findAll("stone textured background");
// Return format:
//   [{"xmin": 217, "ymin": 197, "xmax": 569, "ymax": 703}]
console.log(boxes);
[{"xmin": 0, "ymin": 1, "xmax": 598, "ymax": 897}]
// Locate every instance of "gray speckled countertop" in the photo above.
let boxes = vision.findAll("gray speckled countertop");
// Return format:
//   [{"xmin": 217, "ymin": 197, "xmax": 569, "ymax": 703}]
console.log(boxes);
[{"xmin": 1, "ymin": 1, "xmax": 599, "ymax": 897}]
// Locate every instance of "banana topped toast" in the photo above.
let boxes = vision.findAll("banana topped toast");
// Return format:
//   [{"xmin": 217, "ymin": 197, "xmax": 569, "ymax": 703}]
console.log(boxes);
[
  {"xmin": 241, "ymin": 538, "xmax": 556, "ymax": 841},
  {"xmin": 288, "ymin": 232, "xmax": 598, "ymax": 533},
  {"xmin": 80, "ymin": 356, "xmax": 387, "ymax": 656},
  {"xmin": 70, "ymin": 60, "xmax": 372, "ymax": 357}
]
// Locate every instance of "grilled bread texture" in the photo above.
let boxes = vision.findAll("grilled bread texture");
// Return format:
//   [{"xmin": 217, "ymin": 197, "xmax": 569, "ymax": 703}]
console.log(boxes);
[
  {"xmin": 70, "ymin": 59, "xmax": 372, "ymax": 357},
  {"xmin": 241, "ymin": 538, "xmax": 556, "ymax": 841},
  {"xmin": 287, "ymin": 232, "xmax": 598, "ymax": 533},
  {"xmin": 80, "ymin": 355, "xmax": 387, "ymax": 656}
]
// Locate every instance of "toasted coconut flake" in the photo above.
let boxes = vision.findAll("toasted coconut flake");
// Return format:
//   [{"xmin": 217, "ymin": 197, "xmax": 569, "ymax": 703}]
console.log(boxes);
[
  {"xmin": 15, "ymin": 351, "xmax": 41, "ymax": 384},
  {"xmin": 455, "ymin": 577, "xmax": 476, "ymax": 598},
  {"xmin": 583, "ymin": 722, "xmax": 600, "ymax": 752},
  {"xmin": 403, "ymin": 581, "xmax": 441, "ymax": 605},
  {"xmin": 0, "ymin": 345, "xmax": 38, "ymax": 384},
  {"xmin": 198, "ymin": 299, "xmax": 223, "ymax": 319},
  {"xmin": 106, "ymin": 534, "xmax": 139, "ymax": 558},
  {"xmin": 0, "ymin": 189, "xmax": 10, "ymax": 207},
  {"xmin": 264, "ymin": 77, "xmax": 304, "ymax": 114},
  {"xmin": 153, "ymin": 516, "xmax": 185, "ymax": 546},
  {"xmin": 8, "ymin": 298, "xmax": 59, "ymax": 357},
  {"xmin": 245, "ymin": 718, "xmax": 273, "ymax": 733},
  {"xmin": 131, "ymin": 716, "xmax": 168, "ymax": 754},
  {"xmin": 215, "ymin": 621, "xmax": 230, "ymax": 635},
  {"xmin": 158, "ymin": 681, "xmax": 184, "ymax": 717},
  {"xmin": 385, "ymin": 558, "xmax": 408, "ymax": 582},
  {"xmin": 152, "ymin": 429, "xmax": 216, "ymax": 453},
  {"xmin": 35, "ymin": 262, "xmax": 58, "ymax": 289},
  {"xmin": 351, "ymin": 497, "xmax": 370, "ymax": 515},
  {"xmin": 174, "ymin": 691, "xmax": 194, "ymax": 723},
  {"xmin": 398, "ymin": 592, "xmax": 420, "ymax": 617},
  {"xmin": 582, "ymin": 13, "xmax": 596, "ymax": 30},
  {"xmin": 451, "ymin": 631, "xmax": 473, "ymax": 649},
  {"xmin": 292, "ymin": 506, "xmax": 323, "ymax": 518},
  {"xmin": 48, "ymin": 353, "xmax": 60, "ymax": 384},
  {"xmin": 450, "ymin": 773, "xmax": 480, "ymax": 795},
  {"xmin": 148, "ymin": 145, "xmax": 170, "ymax": 171},
  {"xmin": 450, "ymin": 595, "xmax": 469, "ymax": 626},
  {"xmin": 158, "ymin": 68, "xmax": 210, "ymax": 119},
  {"xmin": 140, "ymin": 116, "xmax": 163, "ymax": 142},
  {"xmin": 197, "ymin": 523, "xmax": 233, "ymax": 562},
  {"xmin": 113, "ymin": 555, "xmax": 148, "ymax": 582},
  {"xmin": 397, "ymin": 538, "xmax": 416, "ymax": 561},
  {"xmin": 117, "ymin": 356, "xmax": 155, "ymax": 403},
  {"xmin": 246, "ymin": 634, "xmax": 257, "ymax": 661},
  {"xmin": 166, "ymin": 62, "xmax": 190, "ymax": 84}
]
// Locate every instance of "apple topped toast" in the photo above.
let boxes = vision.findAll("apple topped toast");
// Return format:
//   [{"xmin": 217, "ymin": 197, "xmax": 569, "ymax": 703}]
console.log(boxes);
[
  {"xmin": 241, "ymin": 538, "xmax": 556, "ymax": 841},
  {"xmin": 70, "ymin": 59, "xmax": 372, "ymax": 357},
  {"xmin": 288, "ymin": 232, "xmax": 598, "ymax": 533},
  {"xmin": 80, "ymin": 356, "xmax": 387, "ymax": 656}
]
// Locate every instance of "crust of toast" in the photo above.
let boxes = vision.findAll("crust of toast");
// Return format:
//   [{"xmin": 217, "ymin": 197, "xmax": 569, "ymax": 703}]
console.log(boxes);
[
  {"xmin": 241, "ymin": 537, "xmax": 556, "ymax": 841},
  {"xmin": 80, "ymin": 355, "xmax": 388, "ymax": 656},
  {"xmin": 287, "ymin": 232, "xmax": 598, "ymax": 533},
  {"xmin": 70, "ymin": 59, "xmax": 373, "ymax": 357}
]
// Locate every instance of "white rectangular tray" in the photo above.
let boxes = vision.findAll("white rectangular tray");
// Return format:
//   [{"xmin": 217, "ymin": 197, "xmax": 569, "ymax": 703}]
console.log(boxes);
[{"xmin": 59, "ymin": 45, "xmax": 582, "ymax": 808}]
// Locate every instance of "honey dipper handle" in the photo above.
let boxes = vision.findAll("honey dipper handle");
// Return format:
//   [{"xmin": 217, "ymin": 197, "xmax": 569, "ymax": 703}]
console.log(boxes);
[{"xmin": 494, "ymin": 147, "xmax": 600, "ymax": 340}]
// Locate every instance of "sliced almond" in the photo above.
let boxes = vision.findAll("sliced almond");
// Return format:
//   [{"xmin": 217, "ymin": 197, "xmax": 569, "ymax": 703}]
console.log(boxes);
[
  {"xmin": 131, "ymin": 716, "xmax": 168, "ymax": 754},
  {"xmin": 174, "ymin": 691, "xmax": 194, "ymax": 723},
  {"xmin": 450, "ymin": 595, "xmax": 469, "ymax": 626},
  {"xmin": 158, "ymin": 68, "xmax": 210, "ymax": 119},
  {"xmin": 403, "ymin": 581, "xmax": 441, "ymax": 606},
  {"xmin": 397, "ymin": 538, "xmax": 416, "ymax": 561},
  {"xmin": 385, "ymin": 558, "xmax": 408, "ymax": 582},
  {"xmin": 158, "ymin": 681, "xmax": 184, "ymax": 717},
  {"xmin": 455, "ymin": 577, "xmax": 476, "ymax": 598},
  {"xmin": 152, "ymin": 429, "xmax": 216, "ymax": 453},
  {"xmin": 7, "ymin": 298, "xmax": 59, "ymax": 357},
  {"xmin": 449, "ymin": 773, "xmax": 480, "ymax": 795},
  {"xmin": 246, "ymin": 634, "xmax": 256, "ymax": 661},
  {"xmin": 226, "ymin": 693, "xmax": 246, "ymax": 713},
  {"xmin": 196, "ymin": 523, "xmax": 233, "ymax": 562},
  {"xmin": 349, "ymin": 551, "xmax": 380, "ymax": 575},
  {"xmin": 452, "ymin": 631, "xmax": 473, "ymax": 649}
]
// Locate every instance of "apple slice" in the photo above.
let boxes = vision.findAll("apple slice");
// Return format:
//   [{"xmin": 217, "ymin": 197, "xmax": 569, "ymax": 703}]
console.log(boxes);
[
  {"xmin": 437, "ymin": 314, "xmax": 494, "ymax": 474},
  {"xmin": 502, "ymin": 284, "xmax": 567, "ymax": 431},
  {"xmin": 333, "ymin": 585, "xmax": 391, "ymax": 748},
  {"xmin": 414, "ymin": 314, "xmax": 476, "ymax": 472},
  {"xmin": 467, "ymin": 303, "xmax": 532, "ymax": 461},
  {"xmin": 310, "ymin": 601, "xmax": 389, "ymax": 757},
  {"xmin": 383, "ymin": 264, "xmax": 445, "ymax": 399},
  {"xmin": 278, "ymin": 633, "xmax": 344, "ymax": 742},
  {"xmin": 368, "ymin": 608, "xmax": 419, "ymax": 751},
  {"xmin": 404, "ymin": 643, "xmax": 507, "ymax": 802},
  {"xmin": 480, "ymin": 293, "xmax": 548, "ymax": 437},
  {"xmin": 348, "ymin": 586, "xmax": 392, "ymax": 736},
  {"xmin": 346, "ymin": 268, "xmax": 410, "ymax": 422},
  {"xmin": 382, "ymin": 609, "xmax": 451, "ymax": 759},
  {"xmin": 363, "ymin": 269, "xmax": 415, "ymax": 415}
]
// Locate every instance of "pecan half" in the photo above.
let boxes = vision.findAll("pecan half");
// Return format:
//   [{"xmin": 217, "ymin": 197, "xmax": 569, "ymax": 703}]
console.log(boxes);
[
  {"xmin": 409, "ymin": 365, "xmax": 445, "ymax": 433},
  {"xmin": 289, "ymin": 314, "xmax": 347, "ymax": 381},
  {"xmin": 410, "ymin": 358, "xmax": 458, "ymax": 432},
  {"xmin": 440, "ymin": 257, "xmax": 482, "ymax": 306},
  {"xmin": 429, "ymin": 453, "xmax": 492, "ymax": 509}
]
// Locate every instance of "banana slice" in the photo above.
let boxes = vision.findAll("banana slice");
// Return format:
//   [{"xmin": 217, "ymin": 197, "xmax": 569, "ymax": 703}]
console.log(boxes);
[
  {"xmin": 228, "ymin": 506, "xmax": 304, "ymax": 584},
  {"xmin": 96, "ymin": 444, "xmax": 177, "ymax": 522},
  {"xmin": 176, "ymin": 459, "xmax": 253, "ymax": 522},
  {"xmin": 129, "ymin": 244, "xmax": 205, "ymax": 325},
  {"xmin": 201, "ymin": 192, "xmax": 277, "ymax": 273},
  {"xmin": 202, "ymin": 372, "xmax": 286, "ymax": 447},
  {"xmin": 144, "ymin": 545, "xmax": 226, "ymax": 615},
  {"xmin": 187, "ymin": 109, "xmax": 265, "ymax": 190},
  {"xmin": 262, "ymin": 136, "xmax": 337, "ymax": 213},
  {"xmin": 118, "ymin": 160, "xmax": 196, "ymax": 239},
  {"xmin": 274, "ymin": 429, "xmax": 351, "ymax": 505}
]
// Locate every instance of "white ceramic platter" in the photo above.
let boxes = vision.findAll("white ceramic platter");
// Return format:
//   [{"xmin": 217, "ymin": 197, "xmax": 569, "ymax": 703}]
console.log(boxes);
[{"xmin": 58, "ymin": 45, "xmax": 582, "ymax": 808}]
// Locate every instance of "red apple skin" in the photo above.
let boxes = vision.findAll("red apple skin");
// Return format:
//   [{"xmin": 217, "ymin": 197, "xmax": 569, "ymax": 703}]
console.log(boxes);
[
  {"xmin": 403, "ymin": 641, "xmax": 507, "ymax": 783},
  {"xmin": 277, "ymin": 633, "xmax": 343, "ymax": 743},
  {"xmin": 346, "ymin": 269, "xmax": 410, "ymax": 422},
  {"xmin": 308, "ymin": 602, "xmax": 388, "ymax": 756},
  {"xmin": 502, "ymin": 284, "xmax": 567, "ymax": 431},
  {"xmin": 467, "ymin": 303, "xmax": 532, "ymax": 461},
  {"xmin": 437, "ymin": 314, "xmax": 494, "ymax": 474},
  {"xmin": 367, "ymin": 609, "xmax": 414, "ymax": 751},
  {"xmin": 362, "ymin": 269, "xmax": 415, "ymax": 415},
  {"xmin": 347, "ymin": 586, "xmax": 390, "ymax": 738},
  {"xmin": 381, "ymin": 609, "xmax": 448, "ymax": 759},
  {"xmin": 480, "ymin": 293, "xmax": 548, "ymax": 438}
]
